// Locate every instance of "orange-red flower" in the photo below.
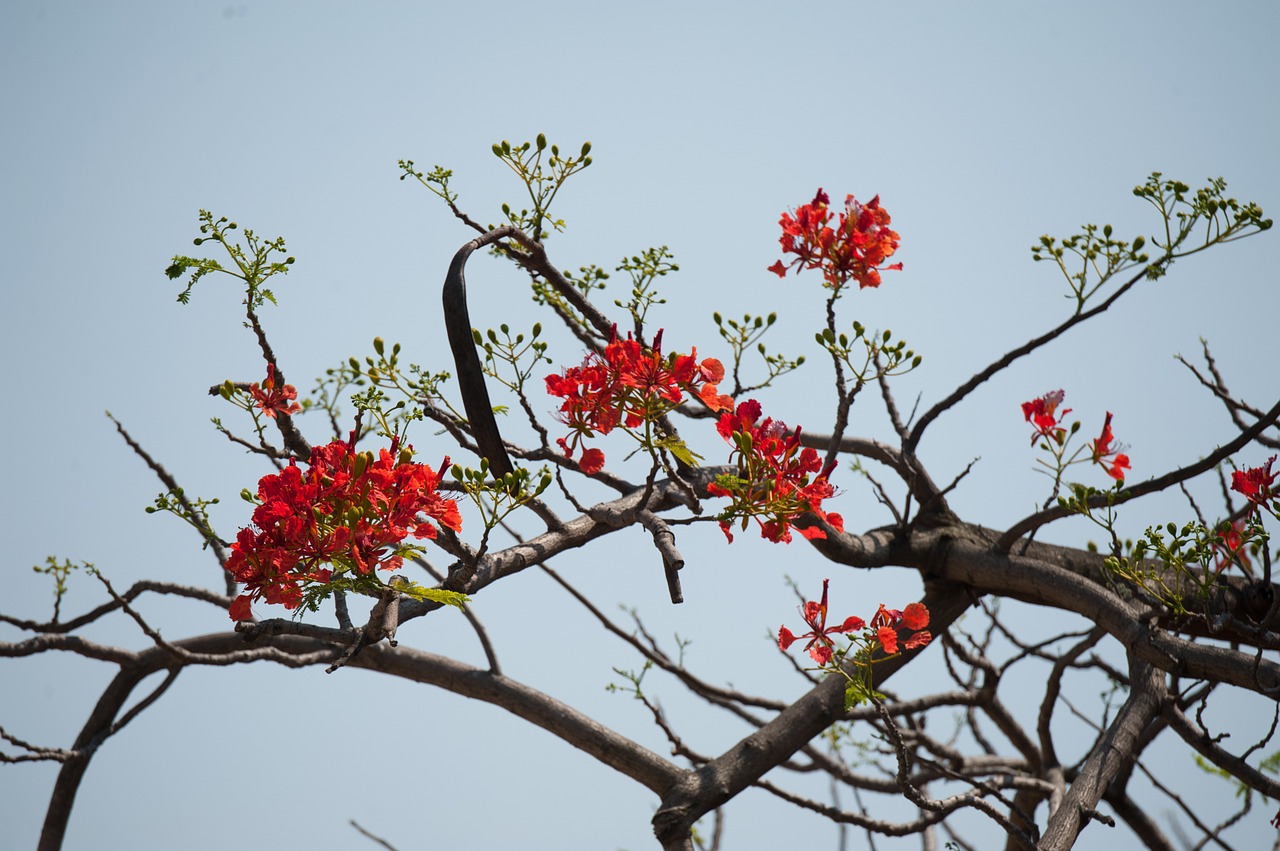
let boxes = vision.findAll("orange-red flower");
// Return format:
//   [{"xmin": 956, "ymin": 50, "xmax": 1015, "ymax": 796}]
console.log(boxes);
[
  {"xmin": 1213, "ymin": 518, "xmax": 1252, "ymax": 574},
  {"xmin": 1021, "ymin": 389, "xmax": 1070, "ymax": 445},
  {"xmin": 1232, "ymin": 456, "xmax": 1277, "ymax": 508},
  {"xmin": 546, "ymin": 328, "xmax": 732, "ymax": 473},
  {"xmin": 771, "ymin": 189, "xmax": 903, "ymax": 290},
  {"xmin": 777, "ymin": 579, "xmax": 864, "ymax": 665},
  {"xmin": 1090, "ymin": 412, "xmax": 1131, "ymax": 481},
  {"xmin": 225, "ymin": 436, "xmax": 460, "ymax": 620},
  {"xmin": 250, "ymin": 363, "xmax": 302, "ymax": 419}
]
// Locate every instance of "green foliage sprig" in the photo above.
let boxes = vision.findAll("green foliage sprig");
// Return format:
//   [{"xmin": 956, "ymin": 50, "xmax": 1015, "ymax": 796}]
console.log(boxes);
[
  {"xmin": 713, "ymin": 311, "xmax": 805, "ymax": 395},
  {"xmin": 615, "ymin": 246, "xmax": 676, "ymax": 331},
  {"xmin": 815, "ymin": 322, "xmax": 921, "ymax": 387},
  {"xmin": 145, "ymin": 487, "xmax": 222, "ymax": 551},
  {"xmin": 1033, "ymin": 174, "xmax": 1272, "ymax": 308},
  {"xmin": 491, "ymin": 134, "xmax": 593, "ymax": 240},
  {"xmin": 165, "ymin": 210, "xmax": 294, "ymax": 308}
]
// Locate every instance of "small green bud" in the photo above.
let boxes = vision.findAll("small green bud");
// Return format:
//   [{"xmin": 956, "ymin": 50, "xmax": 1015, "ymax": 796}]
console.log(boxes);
[
  {"xmin": 373, "ymin": 337, "xmax": 385, "ymax": 355},
  {"xmin": 536, "ymin": 133, "xmax": 547, "ymax": 151},
  {"xmin": 580, "ymin": 141, "xmax": 592, "ymax": 156}
]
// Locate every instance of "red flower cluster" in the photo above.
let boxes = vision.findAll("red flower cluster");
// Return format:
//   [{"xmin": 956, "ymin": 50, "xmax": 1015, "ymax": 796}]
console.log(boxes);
[
  {"xmin": 768, "ymin": 189, "xmax": 903, "ymax": 290},
  {"xmin": 250, "ymin": 363, "xmax": 302, "ymax": 419},
  {"xmin": 778, "ymin": 579, "xmax": 931, "ymax": 666},
  {"xmin": 1090, "ymin": 411, "xmax": 1131, "ymax": 481},
  {"xmin": 545, "ymin": 329, "xmax": 734, "ymax": 474},
  {"xmin": 708, "ymin": 399, "xmax": 843, "ymax": 543},
  {"xmin": 1232, "ymin": 456, "xmax": 1277, "ymax": 508},
  {"xmin": 1021, "ymin": 389, "xmax": 1070, "ymax": 445},
  {"xmin": 225, "ymin": 436, "xmax": 461, "ymax": 621}
]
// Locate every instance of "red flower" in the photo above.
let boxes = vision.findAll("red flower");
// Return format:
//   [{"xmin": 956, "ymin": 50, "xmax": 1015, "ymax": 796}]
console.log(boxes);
[
  {"xmin": 1021, "ymin": 389, "xmax": 1070, "ymax": 445},
  {"xmin": 777, "ymin": 579, "xmax": 864, "ymax": 665},
  {"xmin": 546, "ymin": 328, "xmax": 733, "ymax": 473},
  {"xmin": 1090, "ymin": 412, "xmax": 1131, "ymax": 481},
  {"xmin": 250, "ymin": 363, "xmax": 302, "ymax": 419},
  {"xmin": 225, "ymin": 437, "xmax": 460, "ymax": 620},
  {"xmin": 709, "ymin": 399, "xmax": 842, "ymax": 544},
  {"xmin": 1213, "ymin": 518, "xmax": 1252, "ymax": 574},
  {"xmin": 1231, "ymin": 456, "xmax": 1277, "ymax": 508},
  {"xmin": 771, "ymin": 189, "xmax": 903, "ymax": 290}
]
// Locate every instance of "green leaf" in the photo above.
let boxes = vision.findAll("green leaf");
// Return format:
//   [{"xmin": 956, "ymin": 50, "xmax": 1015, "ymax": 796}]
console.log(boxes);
[{"xmin": 656, "ymin": 435, "xmax": 702, "ymax": 467}]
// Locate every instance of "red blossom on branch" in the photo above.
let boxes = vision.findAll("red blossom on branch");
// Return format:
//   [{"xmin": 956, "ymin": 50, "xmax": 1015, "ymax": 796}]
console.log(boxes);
[
  {"xmin": 779, "ymin": 583, "xmax": 932, "ymax": 668},
  {"xmin": 545, "ymin": 328, "xmax": 733, "ymax": 473},
  {"xmin": 1231, "ymin": 456, "xmax": 1277, "ymax": 508},
  {"xmin": 777, "ymin": 578, "xmax": 864, "ymax": 665},
  {"xmin": 1212, "ymin": 518, "xmax": 1253, "ymax": 574},
  {"xmin": 707, "ymin": 399, "xmax": 843, "ymax": 544},
  {"xmin": 250, "ymin": 363, "xmax": 302, "ymax": 419},
  {"xmin": 225, "ymin": 436, "xmax": 460, "ymax": 620},
  {"xmin": 1021, "ymin": 389, "xmax": 1070, "ymax": 445},
  {"xmin": 1090, "ymin": 411, "xmax": 1131, "ymax": 481},
  {"xmin": 769, "ymin": 189, "xmax": 903, "ymax": 290},
  {"xmin": 871, "ymin": 603, "xmax": 933, "ymax": 654}
]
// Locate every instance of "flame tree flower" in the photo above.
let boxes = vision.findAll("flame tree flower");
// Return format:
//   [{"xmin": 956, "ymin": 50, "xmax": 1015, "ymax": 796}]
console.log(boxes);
[
  {"xmin": 707, "ymin": 399, "xmax": 843, "ymax": 544},
  {"xmin": 250, "ymin": 363, "xmax": 302, "ymax": 419},
  {"xmin": 777, "ymin": 579, "xmax": 864, "ymax": 665},
  {"xmin": 545, "ymin": 328, "xmax": 733, "ymax": 473},
  {"xmin": 225, "ymin": 435, "xmax": 461, "ymax": 621},
  {"xmin": 1021, "ymin": 389, "xmax": 1070, "ymax": 445},
  {"xmin": 1232, "ymin": 456, "xmax": 1278, "ymax": 509},
  {"xmin": 768, "ymin": 189, "xmax": 903, "ymax": 291},
  {"xmin": 1090, "ymin": 411, "xmax": 1131, "ymax": 481}
]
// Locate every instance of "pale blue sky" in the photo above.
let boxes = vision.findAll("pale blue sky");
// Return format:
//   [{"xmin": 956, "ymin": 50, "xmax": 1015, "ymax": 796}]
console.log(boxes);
[{"xmin": 3, "ymin": 2, "xmax": 1278, "ymax": 849}]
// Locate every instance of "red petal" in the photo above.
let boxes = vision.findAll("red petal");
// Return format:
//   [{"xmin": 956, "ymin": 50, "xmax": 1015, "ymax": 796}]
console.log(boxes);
[
  {"xmin": 229, "ymin": 595, "xmax": 254, "ymax": 621},
  {"xmin": 579, "ymin": 448, "xmax": 606, "ymax": 474}
]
